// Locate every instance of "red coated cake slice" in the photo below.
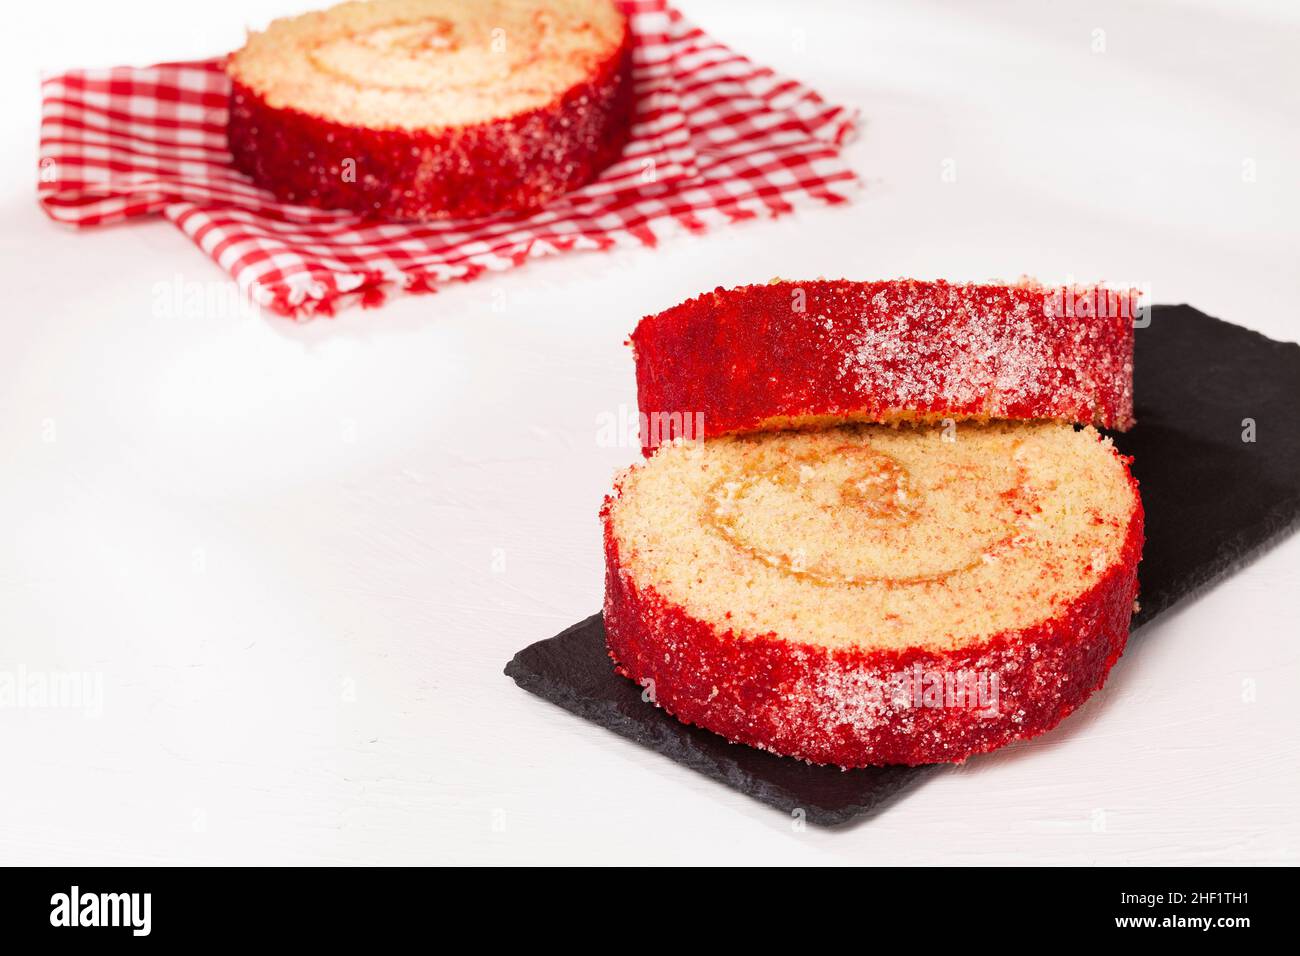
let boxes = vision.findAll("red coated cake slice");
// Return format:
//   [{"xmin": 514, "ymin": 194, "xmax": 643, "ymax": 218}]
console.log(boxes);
[
  {"xmin": 630, "ymin": 279, "xmax": 1139, "ymax": 454},
  {"xmin": 227, "ymin": 0, "xmax": 634, "ymax": 220},
  {"xmin": 602, "ymin": 421, "xmax": 1143, "ymax": 767}
]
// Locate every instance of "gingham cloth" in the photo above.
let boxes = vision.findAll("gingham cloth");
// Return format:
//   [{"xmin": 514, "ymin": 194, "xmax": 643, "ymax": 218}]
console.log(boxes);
[{"xmin": 38, "ymin": 0, "xmax": 859, "ymax": 318}]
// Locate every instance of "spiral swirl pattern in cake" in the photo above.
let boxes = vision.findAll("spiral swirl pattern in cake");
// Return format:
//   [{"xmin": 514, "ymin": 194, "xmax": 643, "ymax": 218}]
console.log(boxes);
[
  {"xmin": 602, "ymin": 422, "xmax": 1143, "ymax": 767},
  {"xmin": 227, "ymin": 0, "xmax": 633, "ymax": 220}
]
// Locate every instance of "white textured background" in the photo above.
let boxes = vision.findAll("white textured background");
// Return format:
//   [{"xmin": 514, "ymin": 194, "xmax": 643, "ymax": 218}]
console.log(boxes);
[{"xmin": 1, "ymin": 0, "xmax": 1297, "ymax": 864}]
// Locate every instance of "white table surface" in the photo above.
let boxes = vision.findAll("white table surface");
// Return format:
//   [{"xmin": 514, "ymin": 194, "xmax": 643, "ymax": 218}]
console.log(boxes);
[{"xmin": 2, "ymin": 0, "xmax": 1298, "ymax": 865}]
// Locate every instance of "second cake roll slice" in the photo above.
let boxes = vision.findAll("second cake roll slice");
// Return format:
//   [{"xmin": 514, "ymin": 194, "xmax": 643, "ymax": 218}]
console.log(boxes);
[{"xmin": 630, "ymin": 279, "xmax": 1139, "ymax": 454}]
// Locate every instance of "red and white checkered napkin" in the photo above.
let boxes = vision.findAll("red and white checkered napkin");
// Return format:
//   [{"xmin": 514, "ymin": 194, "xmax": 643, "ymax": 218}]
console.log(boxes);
[{"xmin": 38, "ymin": 0, "xmax": 859, "ymax": 319}]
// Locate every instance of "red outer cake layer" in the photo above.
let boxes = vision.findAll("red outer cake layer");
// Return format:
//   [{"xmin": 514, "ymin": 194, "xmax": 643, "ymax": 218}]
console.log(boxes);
[
  {"xmin": 601, "ymin": 465, "xmax": 1144, "ymax": 768},
  {"xmin": 227, "ymin": 31, "xmax": 634, "ymax": 221},
  {"xmin": 631, "ymin": 279, "xmax": 1137, "ymax": 455}
]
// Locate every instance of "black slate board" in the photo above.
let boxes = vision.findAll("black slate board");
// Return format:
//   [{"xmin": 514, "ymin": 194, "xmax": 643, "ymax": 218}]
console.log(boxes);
[{"xmin": 505, "ymin": 306, "xmax": 1300, "ymax": 826}]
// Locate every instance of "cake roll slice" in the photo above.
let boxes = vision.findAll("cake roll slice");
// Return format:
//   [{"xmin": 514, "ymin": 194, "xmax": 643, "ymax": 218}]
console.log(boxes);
[
  {"xmin": 227, "ymin": 0, "xmax": 634, "ymax": 220},
  {"xmin": 602, "ymin": 421, "xmax": 1143, "ymax": 767},
  {"xmin": 631, "ymin": 279, "xmax": 1140, "ymax": 454}
]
